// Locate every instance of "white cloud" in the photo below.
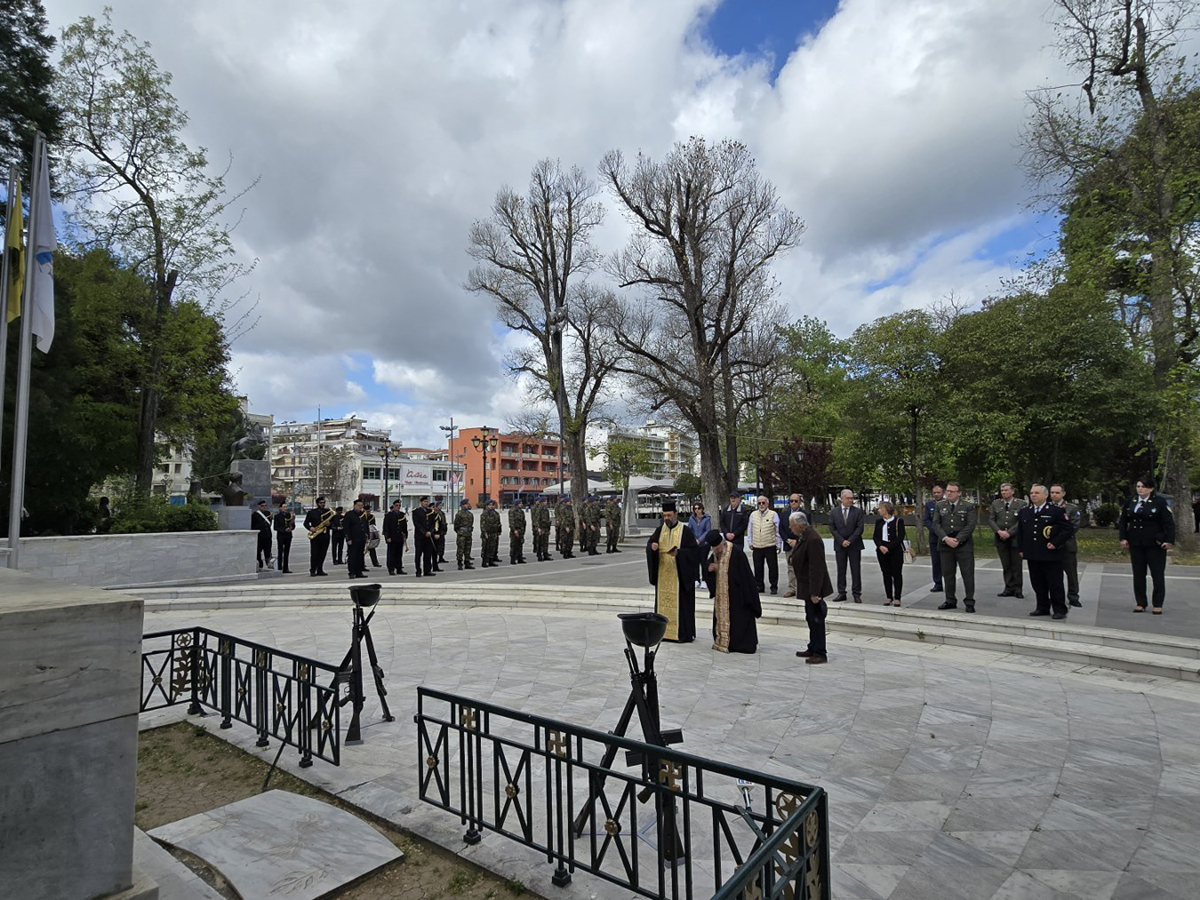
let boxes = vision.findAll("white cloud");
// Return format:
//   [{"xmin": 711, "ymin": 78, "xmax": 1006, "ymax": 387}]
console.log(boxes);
[{"xmin": 43, "ymin": 0, "xmax": 1077, "ymax": 448}]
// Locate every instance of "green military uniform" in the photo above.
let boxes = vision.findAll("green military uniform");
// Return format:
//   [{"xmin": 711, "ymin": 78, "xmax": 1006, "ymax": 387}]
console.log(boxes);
[
  {"xmin": 931, "ymin": 497, "xmax": 978, "ymax": 611},
  {"xmin": 605, "ymin": 498, "xmax": 622, "ymax": 553},
  {"xmin": 531, "ymin": 500, "xmax": 552, "ymax": 561},
  {"xmin": 557, "ymin": 500, "xmax": 575, "ymax": 558},
  {"xmin": 432, "ymin": 502, "xmax": 448, "ymax": 566},
  {"xmin": 583, "ymin": 498, "xmax": 601, "ymax": 555},
  {"xmin": 453, "ymin": 502, "xmax": 475, "ymax": 569},
  {"xmin": 508, "ymin": 502, "xmax": 527, "ymax": 564},
  {"xmin": 1055, "ymin": 499, "xmax": 1081, "ymax": 607},
  {"xmin": 553, "ymin": 499, "xmax": 562, "ymax": 553},
  {"xmin": 988, "ymin": 495, "xmax": 1027, "ymax": 597},
  {"xmin": 480, "ymin": 502, "xmax": 502, "ymax": 566}
]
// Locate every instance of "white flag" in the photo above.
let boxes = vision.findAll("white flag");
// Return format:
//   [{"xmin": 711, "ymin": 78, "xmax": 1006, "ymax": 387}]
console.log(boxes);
[{"xmin": 30, "ymin": 140, "xmax": 55, "ymax": 352}]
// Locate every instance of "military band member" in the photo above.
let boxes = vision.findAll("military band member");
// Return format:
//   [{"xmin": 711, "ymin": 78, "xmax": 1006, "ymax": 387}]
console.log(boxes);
[
  {"xmin": 303, "ymin": 496, "xmax": 332, "ymax": 577},
  {"xmin": 454, "ymin": 499, "xmax": 475, "ymax": 569},
  {"xmin": 480, "ymin": 499, "xmax": 502, "ymax": 566},
  {"xmin": 558, "ymin": 498, "xmax": 576, "ymax": 558},
  {"xmin": 344, "ymin": 499, "xmax": 369, "ymax": 578},
  {"xmin": 274, "ymin": 501, "xmax": 295, "ymax": 573},
  {"xmin": 531, "ymin": 497, "xmax": 552, "ymax": 561},
  {"xmin": 988, "ymin": 483, "xmax": 1026, "ymax": 598},
  {"xmin": 1017, "ymin": 484, "xmax": 1072, "ymax": 619},
  {"xmin": 508, "ymin": 499, "xmax": 528, "ymax": 564},
  {"xmin": 331, "ymin": 506, "xmax": 346, "ymax": 564},
  {"xmin": 432, "ymin": 500, "xmax": 448, "ymax": 567},
  {"xmin": 605, "ymin": 498, "xmax": 622, "ymax": 553},
  {"xmin": 1118, "ymin": 476, "xmax": 1175, "ymax": 614},
  {"xmin": 1049, "ymin": 484, "xmax": 1081, "ymax": 607},
  {"xmin": 252, "ymin": 500, "xmax": 273, "ymax": 570},
  {"xmin": 364, "ymin": 504, "xmax": 382, "ymax": 569},
  {"xmin": 931, "ymin": 481, "xmax": 977, "ymax": 612},
  {"xmin": 411, "ymin": 496, "xmax": 435, "ymax": 576},
  {"xmin": 383, "ymin": 500, "xmax": 408, "ymax": 575}
]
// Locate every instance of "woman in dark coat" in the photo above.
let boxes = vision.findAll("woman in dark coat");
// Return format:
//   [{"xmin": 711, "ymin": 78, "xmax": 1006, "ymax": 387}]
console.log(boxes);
[
  {"xmin": 1118, "ymin": 476, "xmax": 1176, "ymax": 613},
  {"xmin": 702, "ymin": 531, "xmax": 762, "ymax": 653},
  {"xmin": 789, "ymin": 511, "xmax": 834, "ymax": 664},
  {"xmin": 872, "ymin": 501, "xmax": 906, "ymax": 607}
]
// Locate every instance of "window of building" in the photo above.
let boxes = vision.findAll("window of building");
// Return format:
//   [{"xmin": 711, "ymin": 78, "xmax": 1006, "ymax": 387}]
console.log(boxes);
[
  {"xmin": 174, "ymin": 463, "xmax": 182, "ymax": 473},
  {"xmin": 362, "ymin": 466, "xmax": 381, "ymax": 480},
  {"xmin": 433, "ymin": 469, "xmax": 447, "ymax": 481}
]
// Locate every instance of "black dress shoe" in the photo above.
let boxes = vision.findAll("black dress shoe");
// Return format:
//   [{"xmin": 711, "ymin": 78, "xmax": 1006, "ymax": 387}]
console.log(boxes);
[
  {"xmin": 1052, "ymin": 612, "xmax": 1067, "ymax": 620},
  {"xmin": 937, "ymin": 600, "xmax": 957, "ymax": 610},
  {"xmin": 398, "ymin": 569, "xmax": 407, "ymax": 574},
  {"xmin": 317, "ymin": 571, "xmax": 328, "ymax": 576},
  {"xmin": 964, "ymin": 603, "xmax": 976, "ymax": 613},
  {"xmin": 1013, "ymin": 592, "xmax": 1024, "ymax": 599},
  {"xmin": 1069, "ymin": 599, "xmax": 1082, "ymax": 608},
  {"xmin": 464, "ymin": 563, "xmax": 474, "ymax": 569},
  {"xmin": 1029, "ymin": 610, "xmax": 1050, "ymax": 616},
  {"xmin": 388, "ymin": 569, "xmax": 395, "ymax": 575},
  {"xmin": 833, "ymin": 594, "xmax": 848, "ymax": 602},
  {"xmin": 930, "ymin": 585, "xmax": 943, "ymax": 593},
  {"xmin": 796, "ymin": 650, "xmax": 813, "ymax": 658},
  {"xmin": 805, "ymin": 656, "xmax": 828, "ymax": 665},
  {"xmin": 997, "ymin": 590, "xmax": 1013, "ymax": 597}
]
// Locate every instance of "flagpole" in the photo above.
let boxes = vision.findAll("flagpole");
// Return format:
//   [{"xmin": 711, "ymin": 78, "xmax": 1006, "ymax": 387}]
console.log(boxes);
[
  {"xmin": 7, "ymin": 135, "xmax": 45, "ymax": 568},
  {"xmin": 0, "ymin": 165, "xmax": 16, "ymax": 506}
]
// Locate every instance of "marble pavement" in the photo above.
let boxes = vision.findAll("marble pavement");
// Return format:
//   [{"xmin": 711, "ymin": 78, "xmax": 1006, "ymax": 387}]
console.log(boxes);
[{"xmin": 139, "ymin": 602, "xmax": 1200, "ymax": 900}]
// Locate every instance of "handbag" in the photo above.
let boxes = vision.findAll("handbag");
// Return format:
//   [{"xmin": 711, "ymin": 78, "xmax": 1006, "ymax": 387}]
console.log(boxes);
[
  {"xmin": 902, "ymin": 540, "xmax": 915, "ymax": 564},
  {"xmin": 367, "ymin": 525, "xmax": 380, "ymax": 550}
]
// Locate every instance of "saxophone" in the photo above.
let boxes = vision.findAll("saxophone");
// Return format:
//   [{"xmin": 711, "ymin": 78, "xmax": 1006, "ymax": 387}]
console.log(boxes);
[{"xmin": 307, "ymin": 508, "xmax": 336, "ymax": 540}]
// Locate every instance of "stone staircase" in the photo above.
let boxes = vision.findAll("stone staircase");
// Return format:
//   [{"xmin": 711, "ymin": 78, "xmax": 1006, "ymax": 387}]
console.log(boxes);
[{"xmin": 131, "ymin": 581, "xmax": 1200, "ymax": 683}]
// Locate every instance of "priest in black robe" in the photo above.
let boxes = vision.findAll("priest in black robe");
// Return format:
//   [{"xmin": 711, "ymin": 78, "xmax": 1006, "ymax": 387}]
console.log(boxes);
[
  {"xmin": 646, "ymin": 501, "xmax": 698, "ymax": 642},
  {"xmin": 702, "ymin": 530, "xmax": 762, "ymax": 653}
]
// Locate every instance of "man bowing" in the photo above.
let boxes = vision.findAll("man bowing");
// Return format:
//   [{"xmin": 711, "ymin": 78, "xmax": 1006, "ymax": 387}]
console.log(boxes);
[{"xmin": 646, "ymin": 501, "xmax": 699, "ymax": 642}]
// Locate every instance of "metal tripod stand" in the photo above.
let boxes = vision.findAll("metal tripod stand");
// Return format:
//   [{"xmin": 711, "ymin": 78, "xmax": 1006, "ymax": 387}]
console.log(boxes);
[{"xmin": 336, "ymin": 584, "xmax": 395, "ymax": 744}]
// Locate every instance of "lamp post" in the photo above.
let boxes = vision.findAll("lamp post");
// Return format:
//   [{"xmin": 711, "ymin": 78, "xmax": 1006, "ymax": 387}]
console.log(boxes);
[
  {"xmin": 291, "ymin": 441, "xmax": 300, "ymax": 503},
  {"xmin": 378, "ymin": 442, "xmax": 400, "ymax": 509},
  {"xmin": 471, "ymin": 426, "xmax": 499, "ymax": 506},
  {"xmin": 439, "ymin": 418, "xmax": 458, "ymax": 505},
  {"xmin": 455, "ymin": 448, "xmax": 469, "ymax": 508}
]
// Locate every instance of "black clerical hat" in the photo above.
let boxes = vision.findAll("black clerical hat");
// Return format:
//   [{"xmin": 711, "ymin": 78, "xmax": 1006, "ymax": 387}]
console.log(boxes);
[
  {"xmin": 661, "ymin": 500, "xmax": 677, "ymax": 512},
  {"xmin": 704, "ymin": 529, "xmax": 725, "ymax": 547}
]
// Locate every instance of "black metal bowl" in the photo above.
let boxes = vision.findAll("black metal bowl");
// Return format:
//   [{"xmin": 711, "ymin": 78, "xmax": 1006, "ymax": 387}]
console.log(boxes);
[
  {"xmin": 618, "ymin": 612, "xmax": 668, "ymax": 647},
  {"xmin": 349, "ymin": 584, "xmax": 382, "ymax": 607}
]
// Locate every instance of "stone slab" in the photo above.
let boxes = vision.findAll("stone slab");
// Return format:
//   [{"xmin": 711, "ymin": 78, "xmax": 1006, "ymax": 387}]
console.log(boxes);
[
  {"xmin": 149, "ymin": 790, "xmax": 402, "ymax": 899},
  {"xmin": 134, "ymin": 828, "xmax": 221, "ymax": 900}
]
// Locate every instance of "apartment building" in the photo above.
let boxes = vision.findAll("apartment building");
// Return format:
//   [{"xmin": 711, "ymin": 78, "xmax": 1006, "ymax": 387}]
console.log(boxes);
[{"xmin": 456, "ymin": 427, "xmax": 569, "ymax": 506}]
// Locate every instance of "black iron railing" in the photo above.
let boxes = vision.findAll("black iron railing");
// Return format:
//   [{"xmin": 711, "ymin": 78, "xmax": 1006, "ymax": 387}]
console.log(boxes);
[
  {"xmin": 415, "ymin": 687, "xmax": 830, "ymax": 900},
  {"xmin": 141, "ymin": 627, "xmax": 342, "ymax": 767}
]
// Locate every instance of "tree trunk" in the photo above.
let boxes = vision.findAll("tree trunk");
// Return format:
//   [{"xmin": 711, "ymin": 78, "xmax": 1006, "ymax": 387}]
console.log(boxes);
[
  {"xmin": 700, "ymin": 431, "xmax": 727, "ymax": 523},
  {"xmin": 566, "ymin": 427, "xmax": 589, "ymax": 511},
  {"xmin": 134, "ymin": 270, "xmax": 179, "ymax": 494},
  {"xmin": 721, "ymin": 352, "xmax": 739, "ymax": 495}
]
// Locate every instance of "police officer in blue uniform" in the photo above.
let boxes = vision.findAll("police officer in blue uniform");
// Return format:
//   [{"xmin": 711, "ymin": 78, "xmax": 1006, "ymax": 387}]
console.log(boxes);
[
  {"xmin": 1017, "ymin": 484, "xmax": 1073, "ymax": 620},
  {"xmin": 1118, "ymin": 476, "xmax": 1175, "ymax": 614}
]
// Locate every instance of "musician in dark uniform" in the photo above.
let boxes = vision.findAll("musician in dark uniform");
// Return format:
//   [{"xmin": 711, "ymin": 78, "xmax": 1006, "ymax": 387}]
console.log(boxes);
[
  {"xmin": 303, "ymin": 496, "xmax": 332, "ymax": 577},
  {"xmin": 411, "ymin": 496, "xmax": 435, "ymax": 576},
  {"xmin": 331, "ymin": 506, "xmax": 346, "ymax": 564},
  {"xmin": 1119, "ymin": 476, "xmax": 1176, "ymax": 613},
  {"xmin": 1017, "ymin": 484, "xmax": 1073, "ymax": 620},
  {"xmin": 343, "ymin": 499, "xmax": 368, "ymax": 578},
  {"xmin": 251, "ymin": 500, "xmax": 273, "ymax": 569},
  {"xmin": 273, "ymin": 500, "xmax": 295, "ymax": 573},
  {"xmin": 383, "ymin": 499, "xmax": 408, "ymax": 575}
]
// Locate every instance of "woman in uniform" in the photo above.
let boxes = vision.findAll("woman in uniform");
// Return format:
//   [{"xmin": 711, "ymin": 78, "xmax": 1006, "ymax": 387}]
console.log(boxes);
[{"xmin": 1118, "ymin": 476, "xmax": 1175, "ymax": 614}]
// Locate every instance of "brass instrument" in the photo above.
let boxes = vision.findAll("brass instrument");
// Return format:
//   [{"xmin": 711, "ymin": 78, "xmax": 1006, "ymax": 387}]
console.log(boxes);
[{"xmin": 308, "ymin": 508, "xmax": 336, "ymax": 540}]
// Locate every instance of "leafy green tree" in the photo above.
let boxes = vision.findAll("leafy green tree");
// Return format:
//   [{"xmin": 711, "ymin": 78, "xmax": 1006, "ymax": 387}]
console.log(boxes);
[
  {"xmin": 0, "ymin": 0, "xmax": 60, "ymax": 178},
  {"xmin": 771, "ymin": 317, "xmax": 848, "ymax": 439},
  {"xmin": 602, "ymin": 438, "xmax": 653, "ymax": 494},
  {"xmin": 673, "ymin": 472, "xmax": 703, "ymax": 501},
  {"xmin": 54, "ymin": 11, "xmax": 256, "ymax": 493}
]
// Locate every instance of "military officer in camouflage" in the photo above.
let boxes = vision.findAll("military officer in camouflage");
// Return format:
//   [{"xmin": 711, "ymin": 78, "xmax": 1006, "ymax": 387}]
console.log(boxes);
[
  {"xmin": 605, "ymin": 498, "xmax": 622, "ymax": 553},
  {"xmin": 931, "ymin": 481, "xmax": 978, "ymax": 612},
  {"xmin": 585, "ymin": 496, "xmax": 602, "ymax": 555},
  {"xmin": 988, "ymin": 483, "xmax": 1026, "ymax": 599},
  {"xmin": 508, "ymin": 499, "xmax": 528, "ymax": 564},
  {"xmin": 480, "ymin": 499, "xmax": 502, "ymax": 567},
  {"xmin": 453, "ymin": 499, "xmax": 475, "ymax": 570},
  {"xmin": 558, "ymin": 498, "xmax": 576, "ymax": 558},
  {"xmin": 531, "ymin": 497, "xmax": 552, "ymax": 561},
  {"xmin": 1050, "ymin": 483, "xmax": 1082, "ymax": 607}
]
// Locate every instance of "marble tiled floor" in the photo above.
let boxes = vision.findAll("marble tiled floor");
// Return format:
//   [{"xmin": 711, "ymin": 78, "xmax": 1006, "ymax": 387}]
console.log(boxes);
[{"xmin": 140, "ymin": 604, "xmax": 1200, "ymax": 900}]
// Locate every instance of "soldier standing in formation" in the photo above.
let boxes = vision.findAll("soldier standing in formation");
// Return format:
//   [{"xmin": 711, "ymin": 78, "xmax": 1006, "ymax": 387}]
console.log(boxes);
[
  {"xmin": 1049, "ymin": 484, "xmax": 1082, "ymax": 608},
  {"xmin": 382, "ymin": 499, "xmax": 408, "ymax": 576},
  {"xmin": 553, "ymin": 498, "xmax": 563, "ymax": 554},
  {"xmin": 605, "ymin": 498, "xmax": 622, "ymax": 553},
  {"xmin": 508, "ymin": 499, "xmax": 528, "ymax": 564},
  {"xmin": 1017, "ymin": 484, "xmax": 1072, "ymax": 619},
  {"xmin": 1118, "ymin": 476, "xmax": 1175, "ymax": 614},
  {"xmin": 531, "ymin": 497, "xmax": 552, "ymax": 561},
  {"xmin": 274, "ymin": 500, "xmax": 295, "ymax": 573},
  {"xmin": 584, "ymin": 497, "xmax": 602, "ymax": 555},
  {"xmin": 303, "ymin": 496, "xmax": 332, "ymax": 577},
  {"xmin": 931, "ymin": 481, "xmax": 977, "ymax": 612},
  {"xmin": 480, "ymin": 498, "xmax": 502, "ymax": 566},
  {"xmin": 558, "ymin": 498, "xmax": 576, "ymax": 558},
  {"xmin": 330, "ymin": 506, "xmax": 346, "ymax": 565},
  {"xmin": 988, "ymin": 483, "xmax": 1025, "ymax": 599},
  {"xmin": 454, "ymin": 499, "xmax": 475, "ymax": 569}
]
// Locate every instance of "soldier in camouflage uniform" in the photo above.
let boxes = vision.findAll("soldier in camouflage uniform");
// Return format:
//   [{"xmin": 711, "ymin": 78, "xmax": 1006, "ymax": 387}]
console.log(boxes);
[
  {"xmin": 988, "ymin": 483, "xmax": 1026, "ymax": 599},
  {"xmin": 557, "ymin": 498, "xmax": 576, "ymax": 558},
  {"xmin": 453, "ymin": 499, "xmax": 475, "ymax": 570},
  {"xmin": 585, "ymin": 496, "xmax": 603, "ymax": 555},
  {"xmin": 480, "ymin": 499, "xmax": 502, "ymax": 566},
  {"xmin": 531, "ymin": 498, "xmax": 552, "ymax": 561},
  {"xmin": 604, "ymin": 498, "xmax": 622, "ymax": 553},
  {"xmin": 1050, "ymin": 483, "xmax": 1082, "ymax": 608},
  {"xmin": 508, "ymin": 499, "xmax": 528, "ymax": 564},
  {"xmin": 432, "ymin": 500, "xmax": 448, "ymax": 569},
  {"xmin": 931, "ymin": 481, "xmax": 978, "ymax": 612},
  {"xmin": 553, "ymin": 498, "xmax": 563, "ymax": 554}
]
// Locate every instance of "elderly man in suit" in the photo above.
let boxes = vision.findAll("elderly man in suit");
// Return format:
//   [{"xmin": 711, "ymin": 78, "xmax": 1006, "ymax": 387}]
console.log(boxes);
[
  {"xmin": 829, "ymin": 489, "xmax": 865, "ymax": 602},
  {"xmin": 790, "ymin": 511, "xmax": 833, "ymax": 665}
]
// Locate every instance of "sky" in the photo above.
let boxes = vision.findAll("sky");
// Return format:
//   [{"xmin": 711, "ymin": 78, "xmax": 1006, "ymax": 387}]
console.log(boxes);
[{"xmin": 41, "ymin": 0, "xmax": 1074, "ymax": 449}]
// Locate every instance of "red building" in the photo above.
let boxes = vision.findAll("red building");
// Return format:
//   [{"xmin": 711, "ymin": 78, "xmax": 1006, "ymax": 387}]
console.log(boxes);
[{"xmin": 455, "ymin": 428, "xmax": 569, "ymax": 506}]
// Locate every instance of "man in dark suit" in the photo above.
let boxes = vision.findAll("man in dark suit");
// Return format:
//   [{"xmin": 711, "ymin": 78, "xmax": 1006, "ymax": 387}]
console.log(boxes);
[
  {"xmin": 1017, "ymin": 484, "xmax": 1073, "ymax": 620},
  {"xmin": 719, "ymin": 491, "xmax": 750, "ymax": 549},
  {"xmin": 790, "ymin": 511, "xmax": 833, "ymax": 665},
  {"xmin": 343, "ymin": 499, "xmax": 369, "ymax": 578},
  {"xmin": 828, "ymin": 489, "xmax": 865, "ymax": 602},
  {"xmin": 922, "ymin": 484, "xmax": 944, "ymax": 592},
  {"xmin": 411, "ymin": 496, "xmax": 435, "ymax": 576}
]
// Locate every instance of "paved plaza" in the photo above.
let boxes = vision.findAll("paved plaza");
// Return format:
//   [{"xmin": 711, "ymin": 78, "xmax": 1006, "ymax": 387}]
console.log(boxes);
[{"xmin": 140, "ymin": 577, "xmax": 1200, "ymax": 900}]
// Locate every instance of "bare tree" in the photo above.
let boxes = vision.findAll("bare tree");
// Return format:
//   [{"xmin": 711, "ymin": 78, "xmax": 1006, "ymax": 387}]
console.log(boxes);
[
  {"xmin": 1024, "ymin": 0, "xmax": 1199, "ymax": 542},
  {"xmin": 467, "ymin": 159, "xmax": 623, "ymax": 509},
  {"xmin": 600, "ymin": 137, "xmax": 805, "ymax": 514}
]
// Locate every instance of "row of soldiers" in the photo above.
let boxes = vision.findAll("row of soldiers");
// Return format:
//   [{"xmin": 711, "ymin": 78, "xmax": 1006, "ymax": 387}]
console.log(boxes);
[{"xmin": 459, "ymin": 495, "xmax": 623, "ymax": 568}]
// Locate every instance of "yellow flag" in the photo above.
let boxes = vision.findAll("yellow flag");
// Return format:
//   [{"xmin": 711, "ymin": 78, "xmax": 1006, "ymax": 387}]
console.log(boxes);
[{"xmin": 5, "ymin": 179, "xmax": 23, "ymax": 323}]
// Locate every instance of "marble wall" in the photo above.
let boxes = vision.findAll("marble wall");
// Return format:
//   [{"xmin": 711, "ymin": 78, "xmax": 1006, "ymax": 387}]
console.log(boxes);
[{"xmin": 17, "ymin": 529, "xmax": 258, "ymax": 588}]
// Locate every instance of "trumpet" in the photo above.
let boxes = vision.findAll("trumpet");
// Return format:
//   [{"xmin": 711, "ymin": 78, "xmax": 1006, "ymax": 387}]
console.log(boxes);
[{"xmin": 307, "ymin": 508, "xmax": 336, "ymax": 540}]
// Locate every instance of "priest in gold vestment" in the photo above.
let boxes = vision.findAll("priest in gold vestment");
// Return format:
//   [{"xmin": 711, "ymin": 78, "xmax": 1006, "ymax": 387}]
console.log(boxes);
[{"xmin": 645, "ymin": 501, "xmax": 699, "ymax": 642}]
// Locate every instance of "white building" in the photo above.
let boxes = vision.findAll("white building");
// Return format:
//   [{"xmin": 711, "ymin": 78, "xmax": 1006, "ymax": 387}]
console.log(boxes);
[
  {"xmin": 586, "ymin": 420, "xmax": 699, "ymax": 481},
  {"xmin": 154, "ymin": 399, "xmax": 272, "ymax": 500},
  {"xmin": 270, "ymin": 415, "xmax": 391, "ymax": 501},
  {"xmin": 356, "ymin": 452, "xmax": 464, "ymax": 509}
]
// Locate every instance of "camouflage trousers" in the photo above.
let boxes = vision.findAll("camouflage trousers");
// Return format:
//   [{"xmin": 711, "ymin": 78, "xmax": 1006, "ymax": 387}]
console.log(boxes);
[
  {"xmin": 456, "ymin": 531, "xmax": 473, "ymax": 564},
  {"xmin": 533, "ymin": 529, "xmax": 550, "ymax": 558},
  {"xmin": 482, "ymin": 532, "xmax": 499, "ymax": 562}
]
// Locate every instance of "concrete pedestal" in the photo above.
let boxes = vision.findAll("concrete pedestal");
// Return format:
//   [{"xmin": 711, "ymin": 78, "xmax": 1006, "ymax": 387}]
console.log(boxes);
[
  {"xmin": 0, "ymin": 568, "xmax": 156, "ymax": 899},
  {"xmin": 230, "ymin": 458, "xmax": 271, "ymax": 506}
]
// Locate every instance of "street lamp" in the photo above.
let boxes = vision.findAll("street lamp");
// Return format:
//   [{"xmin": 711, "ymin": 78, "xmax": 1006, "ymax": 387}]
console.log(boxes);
[
  {"xmin": 470, "ymin": 426, "xmax": 499, "ymax": 506},
  {"xmin": 378, "ymin": 442, "xmax": 401, "ymax": 509},
  {"xmin": 455, "ymin": 448, "xmax": 469, "ymax": 508},
  {"xmin": 440, "ymin": 418, "xmax": 459, "ymax": 506},
  {"xmin": 291, "ymin": 441, "xmax": 300, "ymax": 503}
]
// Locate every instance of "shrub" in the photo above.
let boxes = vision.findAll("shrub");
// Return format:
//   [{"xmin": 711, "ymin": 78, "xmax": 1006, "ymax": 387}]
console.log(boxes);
[
  {"xmin": 1092, "ymin": 502, "xmax": 1121, "ymax": 528},
  {"xmin": 109, "ymin": 494, "xmax": 217, "ymax": 534}
]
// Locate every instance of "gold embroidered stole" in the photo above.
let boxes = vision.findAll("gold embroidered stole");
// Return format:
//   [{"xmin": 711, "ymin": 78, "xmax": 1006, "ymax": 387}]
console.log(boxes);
[
  {"xmin": 656, "ymin": 522, "xmax": 683, "ymax": 640},
  {"xmin": 712, "ymin": 547, "xmax": 732, "ymax": 652}
]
